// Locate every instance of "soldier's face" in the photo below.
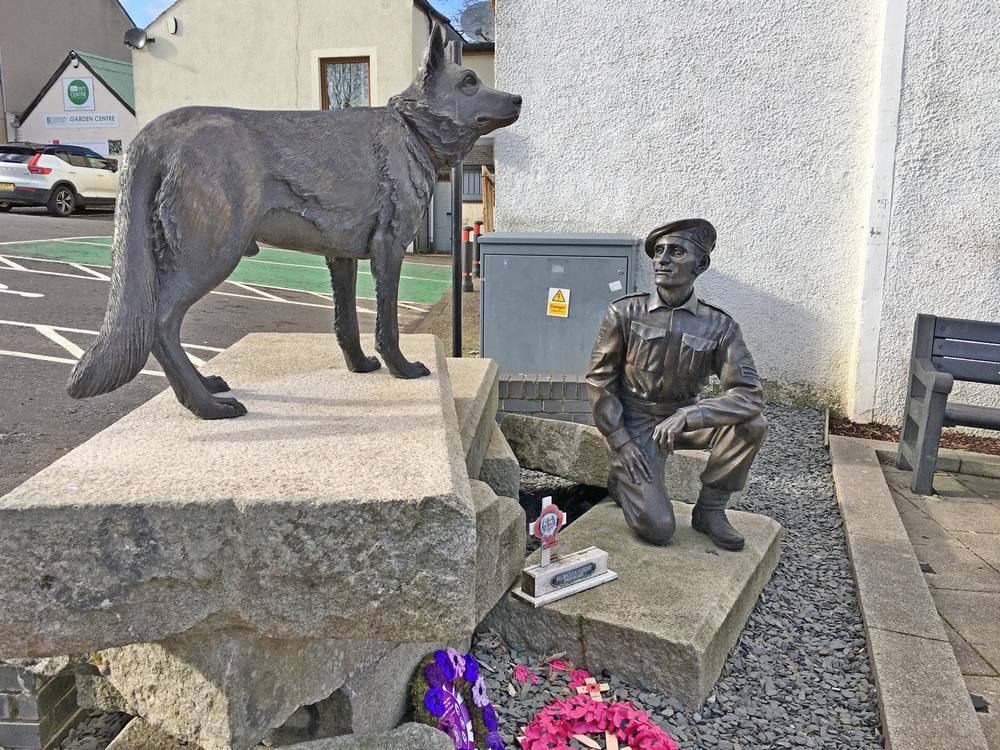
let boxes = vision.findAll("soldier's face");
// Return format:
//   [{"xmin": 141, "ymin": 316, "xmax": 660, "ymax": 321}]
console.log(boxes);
[{"xmin": 652, "ymin": 238, "xmax": 709, "ymax": 288}]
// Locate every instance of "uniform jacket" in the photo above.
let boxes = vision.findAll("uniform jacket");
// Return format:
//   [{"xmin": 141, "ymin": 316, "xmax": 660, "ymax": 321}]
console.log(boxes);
[{"xmin": 586, "ymin": 291, "xmax": 764, "ymax": 449}]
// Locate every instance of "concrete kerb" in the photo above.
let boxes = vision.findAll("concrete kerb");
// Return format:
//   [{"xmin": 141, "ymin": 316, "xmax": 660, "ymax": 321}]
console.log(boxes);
[{"xmin": 828, "ymin": 435, "xmax": 989, "ymax": 750}]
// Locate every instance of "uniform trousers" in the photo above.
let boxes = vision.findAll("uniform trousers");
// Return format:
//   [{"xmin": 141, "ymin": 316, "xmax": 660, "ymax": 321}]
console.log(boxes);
[{"xmin": 607, "ymin": 408, "xmax": 768, "ymax": 545}]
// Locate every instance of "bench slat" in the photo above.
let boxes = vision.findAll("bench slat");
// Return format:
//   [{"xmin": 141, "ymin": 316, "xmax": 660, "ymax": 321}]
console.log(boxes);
[
  {"xmin": 935, "ymin": 317, "xmax": 1000, "ymax": 345},
  {"xmin": 943, "ymin": 403, "xmax": 1000, "ymax": 431},
  {"xmin": 933, "ymin": 339, "xmax": 1000, "ymax": 363},
  {"xmin": 932, "ymin": 356, "xmax": 1000, "ymax": 385}
]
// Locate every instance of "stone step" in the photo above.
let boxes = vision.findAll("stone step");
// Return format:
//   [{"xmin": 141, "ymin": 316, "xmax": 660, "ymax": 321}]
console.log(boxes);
[
  {"xmin": 479, "ymin": 423, "xmax": 520, "ymax": 500},
  {"xmin": 446, "ymin": 357, "xmax": 499, "ymax": 479},
  {"xmin": 485, "ymin": 500, "xmax": 781, "ymax": 708}
]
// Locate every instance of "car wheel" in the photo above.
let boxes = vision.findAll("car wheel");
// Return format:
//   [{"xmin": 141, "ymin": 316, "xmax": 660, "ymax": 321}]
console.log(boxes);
[
  {"xmin": 46, "ymin": 186, "xmax": 76, "ymax": 217},
  {"xmin": 0, "ymin": 203, "xmax": 10, "ymax": 213}
]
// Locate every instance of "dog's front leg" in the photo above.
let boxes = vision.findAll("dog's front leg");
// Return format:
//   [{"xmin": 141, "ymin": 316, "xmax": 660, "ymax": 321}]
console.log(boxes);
[{"xmin": 371, "ymin": 238, "xmax": 431, "ymax": 379}]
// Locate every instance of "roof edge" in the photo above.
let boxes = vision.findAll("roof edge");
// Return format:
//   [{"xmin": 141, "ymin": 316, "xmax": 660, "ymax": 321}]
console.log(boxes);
[{"xmin": 18, "ymin": 51, "xmax": 135, "ymax": 123}]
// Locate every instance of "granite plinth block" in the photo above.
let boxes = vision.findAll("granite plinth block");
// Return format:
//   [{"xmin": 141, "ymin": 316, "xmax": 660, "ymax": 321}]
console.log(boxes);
[{"xmin": 484, "ymin": 501, "xmax": 781, "ymax": 707}]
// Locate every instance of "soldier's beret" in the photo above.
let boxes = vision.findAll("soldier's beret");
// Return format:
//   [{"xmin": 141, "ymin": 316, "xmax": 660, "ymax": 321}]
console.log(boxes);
[{"xmin": 644, "ymin": 218, "xmax": 717, "ymax": 258}]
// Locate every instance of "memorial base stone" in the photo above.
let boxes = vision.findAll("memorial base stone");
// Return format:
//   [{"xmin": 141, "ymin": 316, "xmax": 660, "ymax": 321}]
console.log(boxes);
[
  {"xmin": 0, "ymin": 335, "xmax": 524, "ymax": 750},
  {"xmin": 484, "ymin": 500, "xmax": 782, "ymax": 707}
]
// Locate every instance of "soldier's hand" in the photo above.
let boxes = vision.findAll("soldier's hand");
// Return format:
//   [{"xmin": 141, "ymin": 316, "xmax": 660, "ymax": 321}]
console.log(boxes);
[
  {"xmin": 617, "ymin": 440, "xmax": 652, "ymax": 484},
  {"xmin": 653, "ymin": 412, "xmax": 688, "ymax": 455}
]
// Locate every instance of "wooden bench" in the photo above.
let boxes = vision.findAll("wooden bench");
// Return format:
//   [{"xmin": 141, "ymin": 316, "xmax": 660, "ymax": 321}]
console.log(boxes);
[{"xmin": 896, "ymin": 314, "xmax": 1000, "ymax": 494}]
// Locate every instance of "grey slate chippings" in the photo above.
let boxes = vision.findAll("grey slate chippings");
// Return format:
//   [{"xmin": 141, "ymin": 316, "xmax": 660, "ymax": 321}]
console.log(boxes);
[{"xmin": 479, "ymin": 402, "xmax": 882, "ymax": 749}]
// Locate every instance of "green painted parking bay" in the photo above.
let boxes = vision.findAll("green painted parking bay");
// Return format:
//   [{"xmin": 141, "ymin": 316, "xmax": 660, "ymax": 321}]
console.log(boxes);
[{"xmin": 0, "ymin": 238, "xmax": 450, "ymax": 305}]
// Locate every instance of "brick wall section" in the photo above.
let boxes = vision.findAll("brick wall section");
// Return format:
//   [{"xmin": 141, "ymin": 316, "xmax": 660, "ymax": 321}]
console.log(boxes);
[
  {"xmin": 0, "ymin": 664, "xmax": 80, "ymax": 750},
  {"xmin": 498, "ymin": 374, "xmax": 595, "ymax": 425}
]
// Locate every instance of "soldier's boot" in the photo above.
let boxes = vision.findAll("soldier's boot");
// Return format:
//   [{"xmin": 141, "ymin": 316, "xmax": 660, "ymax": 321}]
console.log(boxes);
[{"xmin": 691, "ymin": 486, "xmax": 744, "ymax": 551}]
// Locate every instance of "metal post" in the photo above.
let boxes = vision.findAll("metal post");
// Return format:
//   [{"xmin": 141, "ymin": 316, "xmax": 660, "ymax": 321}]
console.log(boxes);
[
  {"xmin": 472, "ymin": 220, "xmax": 483, "ymax": 278},
  {"xmin": 462, "ymin": 226, "xmax": 474, "ymax": 292},
  {"xmin": 449, "ymin": 40, "xmax": 463, "ymax": 357}
]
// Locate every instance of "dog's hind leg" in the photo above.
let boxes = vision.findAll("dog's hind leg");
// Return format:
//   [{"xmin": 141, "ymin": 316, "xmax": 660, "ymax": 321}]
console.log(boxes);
[
  {"xmin": 326, "ymin": 256, "xmax": 380, "ymax": 373},
  {"xmin": 371, "ymin": 238, "xmax": 431, "ymax": 379}
]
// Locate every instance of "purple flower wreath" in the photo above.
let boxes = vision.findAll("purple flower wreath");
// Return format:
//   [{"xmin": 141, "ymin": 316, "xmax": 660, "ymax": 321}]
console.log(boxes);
[{"xmin": 417, "ymin": 648, "xmax": 503, "ymax": 750}]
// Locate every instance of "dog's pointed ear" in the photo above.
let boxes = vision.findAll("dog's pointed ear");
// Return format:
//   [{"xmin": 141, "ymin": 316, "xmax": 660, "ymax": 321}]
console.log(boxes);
[{"xmin": 419, "ymin": 22, "xmax": 448, "ymax": 86}]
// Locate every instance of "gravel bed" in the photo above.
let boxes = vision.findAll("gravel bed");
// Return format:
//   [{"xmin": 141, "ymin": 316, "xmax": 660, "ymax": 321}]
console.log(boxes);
[{"xmin": 478, "ymin": 402, "xmax": 883, "ymax": 749}]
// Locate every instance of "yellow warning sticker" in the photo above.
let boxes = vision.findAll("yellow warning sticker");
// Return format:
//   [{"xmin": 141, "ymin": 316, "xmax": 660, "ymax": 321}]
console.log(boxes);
[{"xmin": 547, "ymin": 287, "xmax": 570, "ymax": 318}]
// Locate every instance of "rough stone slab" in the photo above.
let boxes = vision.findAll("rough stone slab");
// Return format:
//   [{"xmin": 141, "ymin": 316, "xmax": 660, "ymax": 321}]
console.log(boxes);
[
  {"xmin": 447, "ymin": 358, "xmax": 499, "ymax": 479},
  {"xmin": 965, "ymin": 676, "xmax": 1000, "ymax": 750},
  {"xmin": 284, "ymin": 723, "xmax": 452, "ymax": 750},
  {"xmin": 484, "ymin": 500, "xmax": 781, "ymax": 707},
  {"xmin": 0, "ymin": 334, "xmax": 476, "ymax": 657},
  {"xmin": 106, "ymin": 717, "xmax": 191, "ymax": 750},
  {"xmin": 101, "ymin": 629, "xmax": 392, "ymax": 750},
  {"xmin": 500, "ymin": 413, "xmax": 742, "ymax": 503},
  {"xmin": 75, "ymin": 673, "xmax": 134, "ymax": 714},
  {"xmin": 478, "ymin": 423, "xmax": 520, "ymax": 500},
  {"xmin": 868, "ymin": 627, "xmax": 988, "ymax": 750}
]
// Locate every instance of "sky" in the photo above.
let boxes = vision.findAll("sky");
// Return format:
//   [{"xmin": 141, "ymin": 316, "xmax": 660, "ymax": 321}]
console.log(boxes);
[{"xmin": 122, "ymin": 0, "xmax": 466, "ymax": 28}]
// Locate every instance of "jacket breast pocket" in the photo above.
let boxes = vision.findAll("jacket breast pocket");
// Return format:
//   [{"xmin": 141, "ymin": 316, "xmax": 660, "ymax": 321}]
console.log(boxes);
[
  {"xmin": 626, "ymin": 321, "xmax": 668, "ymax": 372},
  {"xmin": 680, "ymin": 333, "xmax": 717, "ymax": 378}
]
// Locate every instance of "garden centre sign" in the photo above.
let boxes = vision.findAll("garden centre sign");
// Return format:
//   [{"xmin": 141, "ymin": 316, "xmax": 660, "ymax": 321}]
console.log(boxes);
[
  {"xmin": 62, "ymin": 77, "xmax": 95, "ymax": 111},
  {"xmin": 43, "ymin": 112, "xmax": 118, "ymax": 129}
]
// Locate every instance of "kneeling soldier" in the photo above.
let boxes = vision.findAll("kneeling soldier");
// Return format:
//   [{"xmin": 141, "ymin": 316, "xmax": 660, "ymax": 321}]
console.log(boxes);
[{"xmin": 586, "ymin": 219, "xmax": 767, "ymax": 550}]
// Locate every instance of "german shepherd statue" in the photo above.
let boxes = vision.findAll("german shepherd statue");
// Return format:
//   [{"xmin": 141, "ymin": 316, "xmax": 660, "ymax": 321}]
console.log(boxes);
[{"xmin": 67, "ymin": 24, "xmax": 521, "ymax": 419}]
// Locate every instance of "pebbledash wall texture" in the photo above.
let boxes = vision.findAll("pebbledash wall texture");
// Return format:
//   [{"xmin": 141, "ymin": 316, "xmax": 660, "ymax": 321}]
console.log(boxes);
[{"xmin": 492, "ymin": 0, "xmax": 1000, "ymax": 425}]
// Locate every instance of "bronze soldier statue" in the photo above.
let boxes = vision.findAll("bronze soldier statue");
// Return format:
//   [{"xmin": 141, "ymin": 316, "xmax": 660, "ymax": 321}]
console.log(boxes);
[{"xmin": 587, "ymin": 219, "xmax": 767, "ymax": 550}]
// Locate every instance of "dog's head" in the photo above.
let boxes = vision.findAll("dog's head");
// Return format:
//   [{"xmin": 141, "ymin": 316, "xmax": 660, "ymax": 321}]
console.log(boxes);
[{"xmin": 391, "ymin": 23, "xmax": 522, "ymax": 166}]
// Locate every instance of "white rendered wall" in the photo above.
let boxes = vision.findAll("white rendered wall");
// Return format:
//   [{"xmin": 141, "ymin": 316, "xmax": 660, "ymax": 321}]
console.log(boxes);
[
  {"xmin": 868, "ymin": 1, "xmax": 1000, "ymax": 423},
  {"xmin": 493, "ymin": 0, "xmax": 885, "ymax": 409}
]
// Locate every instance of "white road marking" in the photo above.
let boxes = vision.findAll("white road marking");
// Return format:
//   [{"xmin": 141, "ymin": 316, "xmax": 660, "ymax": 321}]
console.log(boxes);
[
  {"xmin": 0, "ymin": 282, "xmax": 44, "ymax": 298},
  {"xmin": 0, "ymin": 235, "xmax": 111, "ymax": 247},
  {"xmin": 227, "ymin": 281, "xmax": 285, "ymax": 301},
  {"xmin": 0, "ymin": 254, "xmax": 423, "ymax": 316},
  {"xmin": 0, "ymin": 319, "xmax": 215, "ymax": 375},
  {"xmin": 0, "ymin": 348, "xmax": 166, "ymax": 378},
  {"xmin": 68, "ymin": 263, "xmax": 111, "ymax": 280},
  {"xmin": 0, "ymin": 255, "xmax": 28, "ymax": 270},
  {"xmin": 35, "ymin": 325, "xmax": 85, "ymax": 358}
]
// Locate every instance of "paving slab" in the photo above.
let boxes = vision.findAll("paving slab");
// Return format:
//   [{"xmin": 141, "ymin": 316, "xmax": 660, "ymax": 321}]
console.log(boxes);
[
  {"xmin": 867, "ymin": 627, "xmax": 988, "ymax": 750},
  {"xmin": 978, "ymin": 644, "xmax": 1000, "ymax": 678},
  {"xmin": 910, "ymin": 496, "xmax": 1000, "ymax": 534},
  {"xmin": 913, "ymin": 542, "xmax": 1000, "ymax": 592},
  {"xmin": 943, "ymin": 621, "xmax": 998, "ymax": 677},
  {"xmin": 484, "ymin": 500, "xmax": 781, "ymax": 708},
  {"xmin": 965, "ymin": 676, "xmax": 1000, "ymax": 750},
  {"xmin": 932, "ymin": 589, "xmax": 1000, "ymax": 648},
  {"xmin": 956, "ymin": 473, "xmax": 1000, "ymax": 502}
]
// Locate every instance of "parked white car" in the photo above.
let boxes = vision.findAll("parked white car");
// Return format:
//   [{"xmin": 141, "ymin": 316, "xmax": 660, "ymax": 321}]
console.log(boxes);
[{"xmin": 0, "ymin": 143, "xmax": 119, "ymax": 216}]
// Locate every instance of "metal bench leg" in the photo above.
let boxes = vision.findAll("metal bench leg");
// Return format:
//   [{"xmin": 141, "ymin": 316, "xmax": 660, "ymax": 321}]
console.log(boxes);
[{"xmin": 909, "ymin": 390, "xmax": 947, "ymax": 495}]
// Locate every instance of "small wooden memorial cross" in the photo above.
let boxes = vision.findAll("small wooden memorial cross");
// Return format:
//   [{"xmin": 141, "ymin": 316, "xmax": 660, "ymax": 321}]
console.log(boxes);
[
  {"xmin": 528, "ymin": 497, "xmax": 567, "ymax": 567},
  {"xmin": 575, "ymin": 676, "xmax": 611, "ymax": 703}
]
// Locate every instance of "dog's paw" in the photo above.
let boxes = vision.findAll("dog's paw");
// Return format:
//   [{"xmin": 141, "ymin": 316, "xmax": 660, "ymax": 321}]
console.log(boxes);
[
  {"xmin": 391, "ymin": 360, "xmax": 431, "ymax": 379},
  {"xmin": 348, "ymin": 355, "xmax": 382, "ymax": 373},
  {"xmin": 202, "ymin": 375, "xmax": 231, "ymax": 393},
  {"xmin": 190, "ymin": 396, "xmax": 247, "ymax": 420}
]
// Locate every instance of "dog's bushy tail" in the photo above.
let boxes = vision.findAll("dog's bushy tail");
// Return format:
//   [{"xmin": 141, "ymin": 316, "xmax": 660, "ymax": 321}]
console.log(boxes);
[{"xmin": 68, "ymin": 145, "xmax": 160, "ymax": 399}]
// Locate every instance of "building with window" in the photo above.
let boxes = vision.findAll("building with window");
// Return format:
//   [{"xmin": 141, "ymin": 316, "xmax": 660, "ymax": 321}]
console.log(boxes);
[
  {"xmin": 16, "ymin": 51, "xmax": 137, "ymax": 158},
  {"xmin": 130, "ymin": 0, "xmax": 495, "ymax": 252},
  {"xmin": 0, "ymin": 0, "xmax": 134, "ymax": 142}
]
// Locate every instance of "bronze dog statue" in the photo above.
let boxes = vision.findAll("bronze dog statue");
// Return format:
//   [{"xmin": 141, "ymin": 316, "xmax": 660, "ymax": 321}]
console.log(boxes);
[{"xmin": 68, "ymin": 24, "xmax": 520, "ymax": 418}]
